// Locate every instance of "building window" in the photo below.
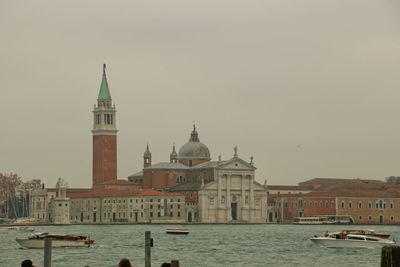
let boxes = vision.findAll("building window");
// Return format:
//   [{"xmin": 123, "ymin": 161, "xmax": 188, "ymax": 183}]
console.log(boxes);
[
  {"xmin": 368, "ymin": 215, "xmax": 372, "ymax": 221},
  {"xmin": 348, "ymin": 201, "xmax": 352, "ymax": 209},
  {"xmin": 379, "ymin": 199, "xmax": 384, "ymax": 209},
  {"xmin": 319, "ymin": 201, "xmax": 322, "ymax": 208},
  {"xmin": 358, "ymin": 202, "xmax": 362, "ymax": 209},
  {"xmin": 341, "ymin": 201, "xmax": 345, "ymax": 208},
  {"xmin": 368, "ymin": 201, "xmax": 372, "ymax": 209},
  {"xmin": 170, "ymin": 212, "xmax": 173, "ymax": 217},
  {"xmin": 391, "ymin": 216, "xmax": 394, "ymax": 221},
  {"xmin": 331, "ymin": 200, "xmax": 334, "ymax": 208},
  {"xmin": 245, "ymin": 196, "xmax": 249, "ymax": 204},
  {"xmin": 150, "ymin": 212, "xmax": 153, "ymax": 218},
  {"xmin": 178, "ymin": 212, "xmax": 181, "ymax": 217},
  {"xmin": 325, "ymin": 201, "xmax": 328, "ymax": 208},
  {"xmin": 359, "ymin": 216, "xmax": 362, "ymax": 220},
  {"xmin": 391, "ymin": 203, "xmax": 394, "ymax": 209},
  {"xmin": 157, "ymin": 212, "xmax": 161, "ymax": 217}
]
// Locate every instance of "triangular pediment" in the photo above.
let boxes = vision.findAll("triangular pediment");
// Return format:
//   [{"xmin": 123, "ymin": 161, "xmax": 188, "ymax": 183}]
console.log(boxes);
[{"xmin": 217, "ymin": 157, "xmax": 256, "ymax": 171}]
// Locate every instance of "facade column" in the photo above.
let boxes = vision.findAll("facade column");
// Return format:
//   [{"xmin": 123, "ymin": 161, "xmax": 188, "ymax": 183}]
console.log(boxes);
[
  {"xmin": 226, "ymin": 174, "xmax": 231, "ymax": 221},
  {"xmin": 241, "ymin": 174, "xmax": 245, "ymax": 220},
  {"xmin": 217, "ymin": 175, "xmax": 221, "ymax": 208},
  {"xmin": 250, "ymin": 174, "xmax": 255, "ymax": 221}
]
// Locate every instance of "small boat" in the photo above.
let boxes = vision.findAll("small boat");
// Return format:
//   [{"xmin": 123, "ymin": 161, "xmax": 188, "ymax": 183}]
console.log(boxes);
[
  {"xmin": 311, "ymin": 234, "xmax": 395, "ymax": 249},
  {"xmin": 165, "ymin": 228, "xmax": 189, "ymax": 235},
  {"xmin": 16, "ymin": 232, "xmax": 94, "ymax": 249}
]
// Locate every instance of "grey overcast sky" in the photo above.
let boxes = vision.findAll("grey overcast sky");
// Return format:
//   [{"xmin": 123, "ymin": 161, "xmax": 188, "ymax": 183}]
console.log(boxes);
[{"xmin": 1, "ymin": 0, "xmax": 400, "ymax": 188}]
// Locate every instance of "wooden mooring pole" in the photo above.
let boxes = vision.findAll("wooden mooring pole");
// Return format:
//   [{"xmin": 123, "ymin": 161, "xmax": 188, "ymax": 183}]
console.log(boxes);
[
  {"xmin": 381, "ymin": 245, "xmax": 400, "ymax": 267},
  {"xmin": 44, "ymin": 237, "xmax": 52, "ymax": 267},
  {"xmin": 145, "ymin": 231, "xmax": 152, "ymax": 267}
]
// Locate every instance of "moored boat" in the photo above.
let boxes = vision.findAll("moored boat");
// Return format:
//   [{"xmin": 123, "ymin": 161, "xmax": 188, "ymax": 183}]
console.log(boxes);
[
  {"xmin": 166, "ymin": 228, "xmax": 189, "ymax": 235},
  {"xmin": 16, "ymin": 232, "xmax": 94, "ymax": 248},
  {"xmin": 293, "ymin": 215, "xmax": 353, "ymax": 225}
]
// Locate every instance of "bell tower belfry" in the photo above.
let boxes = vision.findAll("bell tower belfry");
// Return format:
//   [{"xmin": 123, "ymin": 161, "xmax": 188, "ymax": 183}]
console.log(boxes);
[{"xmin": 92, "ymin": 64, "xmax": 118, "ymax": 187}]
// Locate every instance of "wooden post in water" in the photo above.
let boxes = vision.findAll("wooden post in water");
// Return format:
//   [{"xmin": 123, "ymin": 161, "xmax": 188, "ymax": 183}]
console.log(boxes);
[
  {"xmin": 381, "ymin": 245, "xmax": 400, "ymax": 267},
  {"xmin": 44, "ymin": 237, "xmax": 52, "ymax": 267},
  {"xmin": 171, "ymin": 260, "xmax": 180, "ymax": 267},
  {"xmin": 145, "ymin": 231, "xmax": 151, "ymax": 267}
]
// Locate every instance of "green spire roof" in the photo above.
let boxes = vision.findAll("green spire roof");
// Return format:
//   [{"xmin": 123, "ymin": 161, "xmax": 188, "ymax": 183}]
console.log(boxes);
[{"xmin": 98, "ymin": 64, "xmax": 111, "ymax": 100}]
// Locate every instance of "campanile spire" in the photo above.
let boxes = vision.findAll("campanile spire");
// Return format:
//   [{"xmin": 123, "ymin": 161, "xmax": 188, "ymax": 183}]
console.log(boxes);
[{"xmin": 92, "ymin": 64, "xmax": 118, "ymax": 187}]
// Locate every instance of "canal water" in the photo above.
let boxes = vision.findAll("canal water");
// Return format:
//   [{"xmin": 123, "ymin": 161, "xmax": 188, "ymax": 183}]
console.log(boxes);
[{"xmin": 1, "ymin": 224, "xmax": 398, "ymax": 267}]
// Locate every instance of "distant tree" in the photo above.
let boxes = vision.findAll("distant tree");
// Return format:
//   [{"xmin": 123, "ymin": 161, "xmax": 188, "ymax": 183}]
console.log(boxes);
[
  {"xmin": 0, "ymin": 173, "xmax": 22, "ymax": 201},
  {"xmin": 385, "ymin": 176, "xmax": 400, "ymax": 184},
  {"xmin": 0, "ymin": 173, "xmax": 42, "ymax": 218},
  {"xmin": 21, "ymin": 179, "xmax": 42, "ymax": 190}
]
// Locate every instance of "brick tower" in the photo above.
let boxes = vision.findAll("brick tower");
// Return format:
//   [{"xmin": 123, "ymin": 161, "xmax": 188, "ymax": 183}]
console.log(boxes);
[{"xmin": 92, "ymin": 64, "xmax": 118, "ymax": 187}]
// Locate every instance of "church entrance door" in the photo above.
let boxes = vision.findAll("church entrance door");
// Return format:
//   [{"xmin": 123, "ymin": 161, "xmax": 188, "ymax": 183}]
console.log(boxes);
[{"xmin": 231, "ymin": 203, "xmax": 237, "ymax": 221}]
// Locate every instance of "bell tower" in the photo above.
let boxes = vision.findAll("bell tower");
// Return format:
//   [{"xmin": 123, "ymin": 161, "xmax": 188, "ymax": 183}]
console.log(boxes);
[{"xmin": 92, "ymin": 64, "xmax": 118, "ymax": 187}]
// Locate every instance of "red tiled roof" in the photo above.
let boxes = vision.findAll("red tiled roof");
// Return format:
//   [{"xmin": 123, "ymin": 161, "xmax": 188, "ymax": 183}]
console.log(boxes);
[
  {"xmin": 304, "ymin": 189, "xmax": 400, "ymax": 198},
  {"xmin": 268, "ymin": 185, "xmax": 312, "ymax": 191},
  {"xmin": 67, "ymin": 188, "xmax": 182, "ymax": 198},
  {"xmin": 299, "ymin": 178, "xmax": 385, "ymax": 186}
]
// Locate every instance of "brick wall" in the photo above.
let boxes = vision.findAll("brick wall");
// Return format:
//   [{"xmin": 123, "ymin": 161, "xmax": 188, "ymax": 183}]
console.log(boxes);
[{"xmin": 93, "ymin": 135, "xmax": 117, "ymax": 186}]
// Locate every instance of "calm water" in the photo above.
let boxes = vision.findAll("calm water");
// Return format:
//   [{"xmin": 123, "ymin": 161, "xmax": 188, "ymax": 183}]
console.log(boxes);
[{"xmin": 1, "ymin": 224, "xmax": 398, "ymax": 267}]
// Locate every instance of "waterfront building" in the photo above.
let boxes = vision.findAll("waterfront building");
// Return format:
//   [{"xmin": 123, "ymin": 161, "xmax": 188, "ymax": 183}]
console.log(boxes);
[
  {"xmin": 303, "ymin": 190, "xmax": 400, "ymax": 224},
  {"xmin": 48, "ymin": 185, "xmax": 70, "ymax": 224},
  {"xmin": 68, "ymin": 189, "xmax": 185, "ymax": 223},
  {"xmin": 268, "ymin": 178, "xmax": 400, "ymax": 224},
  {"xmin": 30, "ymin": 186, "xmax": 48, "ymax": 222}
]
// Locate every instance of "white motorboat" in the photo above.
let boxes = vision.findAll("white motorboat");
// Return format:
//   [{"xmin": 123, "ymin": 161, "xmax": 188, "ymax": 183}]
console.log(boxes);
[
  {"xmin": 16, "ymin": 232, "xmax": 94, "ymax": 249},
  {"xmin": 166, "ymin": 228, "xmax": 189, "ymax": 235},
  {"xmin": 311, "ymin": 234, "xmax": 395, "ymax": 249}
]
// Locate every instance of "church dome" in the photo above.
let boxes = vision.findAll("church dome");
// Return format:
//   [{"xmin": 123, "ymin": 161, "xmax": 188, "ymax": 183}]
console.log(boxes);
[{"xmin": 178, "ymin": 125, "xmax": 211, "ymax": 160}]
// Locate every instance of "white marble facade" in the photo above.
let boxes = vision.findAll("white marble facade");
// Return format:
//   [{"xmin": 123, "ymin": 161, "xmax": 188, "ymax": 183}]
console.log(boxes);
[{"xmin": 198, "ymin": 155, "xmax": 268, "ymax": 223}]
